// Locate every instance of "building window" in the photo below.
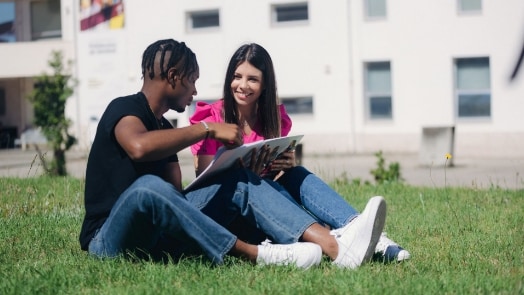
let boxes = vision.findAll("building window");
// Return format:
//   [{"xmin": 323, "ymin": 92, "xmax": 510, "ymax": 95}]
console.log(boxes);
[
  {"xmin": 188, "ymin": 10, "xmax": 220, "ymax": 30},
  {"xmin": 458, "ymin": 0, "xmax": 482, "ymax": 13},
  {"xmin": 455, "ymin": 57, "xmax": 491, "ymax": 118},
  {"xmin": 365, "ymin": 62, "xmax": 392, "ymax": 119},
  {"xmin": 281, "ymin": 97, "xmax": 313, "ymax": 114},
  {"xmin": 0, "ymin": 1, "xmax": 16, "ymax": 42},
  {"xmin": 0, "ymin": 88, "xmax": 5, "ymax": 115},
  {"xmin": 31, "ymin": 0, "xmax": 62, "ymax": 40},
  {"xmin": 365, "ymin": 0, "xmax": 387, "ymax": 19},
  {"xmin": 189, "ymin": 99, "xmax": 216, "ymax": 115},
  {"xmin": 272, "ymin": 3, "xmax": 308, "ymax": 24}
]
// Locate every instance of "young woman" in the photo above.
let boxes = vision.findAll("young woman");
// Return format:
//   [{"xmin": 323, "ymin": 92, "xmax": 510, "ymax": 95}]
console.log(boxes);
[{"xmin": 190, "ymin": 43, "xmax": 410, "ymax": 263}]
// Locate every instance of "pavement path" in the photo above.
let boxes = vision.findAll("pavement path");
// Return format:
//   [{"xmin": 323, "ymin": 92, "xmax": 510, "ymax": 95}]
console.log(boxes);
[{"xmin": 0, "ymin": 148, "xmax": 523, "ymax": 190}]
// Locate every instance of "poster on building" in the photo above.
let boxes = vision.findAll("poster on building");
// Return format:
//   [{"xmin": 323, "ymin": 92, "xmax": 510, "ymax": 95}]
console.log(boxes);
[{"xmin": 80, "ymin": 0, "xmax": 124, "ymax": 31}]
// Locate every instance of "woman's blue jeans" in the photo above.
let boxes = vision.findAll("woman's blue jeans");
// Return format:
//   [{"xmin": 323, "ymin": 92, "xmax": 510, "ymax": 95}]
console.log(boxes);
[
  {"xmin": 88, "ymin": 169, "xmax": 318, "ymax": 264},
  {"xmin": 229, "ymin": 166, "xmax": 361, "ymax": 244},
  {"xmin": 272, "ymin": 166, "xmax": 359, "ymax": 229}
]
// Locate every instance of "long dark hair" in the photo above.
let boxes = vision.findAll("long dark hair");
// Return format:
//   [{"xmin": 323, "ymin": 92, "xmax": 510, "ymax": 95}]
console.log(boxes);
[{"xmin": 222, "ymin": 43, "xmax": 281, "ymax": 139}]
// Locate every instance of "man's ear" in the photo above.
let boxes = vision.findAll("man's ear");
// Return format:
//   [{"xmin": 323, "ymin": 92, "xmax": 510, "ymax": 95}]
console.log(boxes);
[{"xmin": 168, "ymin": 68, "xmax": 179, "ymax": 87}]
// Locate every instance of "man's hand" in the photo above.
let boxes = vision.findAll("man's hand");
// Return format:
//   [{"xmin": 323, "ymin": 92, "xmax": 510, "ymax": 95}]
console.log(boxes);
[{"xmin": 208, "ymin": 122, "xmax": 243, "ymax": 148}]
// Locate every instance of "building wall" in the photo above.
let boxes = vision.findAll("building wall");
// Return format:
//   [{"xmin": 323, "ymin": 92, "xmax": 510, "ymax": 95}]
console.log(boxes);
[
  {"xmin": 0, "ymin": 0, "xmax": 77, "ymax": 140},
  {"xmin": 1, "ymin": 0, "xmax": 523, "ymax": 158},
  {"xmin": 347, "ymin": 0, "xmax": 524, "ymax": 157}
]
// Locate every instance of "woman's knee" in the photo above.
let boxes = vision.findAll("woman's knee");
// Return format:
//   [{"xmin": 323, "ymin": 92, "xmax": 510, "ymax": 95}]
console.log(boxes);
[{"xmin": 288, "ymin": 166, "xmax": 311, "ymax": 177}]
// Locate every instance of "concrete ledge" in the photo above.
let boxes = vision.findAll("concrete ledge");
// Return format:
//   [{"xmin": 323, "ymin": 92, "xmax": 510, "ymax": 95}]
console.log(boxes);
[
  {"xmin": 16, "ymin": 128, "xmax": 48, "ymax": 151},
  {"xmin": 419, "ymin": 126, "xmax": 455, "ymax": 167}
]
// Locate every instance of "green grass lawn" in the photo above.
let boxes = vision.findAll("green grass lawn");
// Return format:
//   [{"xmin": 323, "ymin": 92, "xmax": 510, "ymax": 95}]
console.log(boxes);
[{"xmin": 0, "ymin": 176, "xmax": 522, "ymax": 294}]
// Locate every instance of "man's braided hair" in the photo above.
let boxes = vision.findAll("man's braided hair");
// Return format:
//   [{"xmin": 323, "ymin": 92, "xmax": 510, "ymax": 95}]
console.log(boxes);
[{"xmin": 141, "ymin": 39, "xmax": 198, "ymax": 81}]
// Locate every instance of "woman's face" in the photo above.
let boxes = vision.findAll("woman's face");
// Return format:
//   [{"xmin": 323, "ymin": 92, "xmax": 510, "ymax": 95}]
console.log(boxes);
[{"xmin": 230, "ymin": 61, "xmax": 264, "ymax": 107}]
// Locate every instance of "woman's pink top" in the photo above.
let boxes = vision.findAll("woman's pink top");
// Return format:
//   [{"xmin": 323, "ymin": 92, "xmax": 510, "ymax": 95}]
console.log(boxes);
[{"xmin": 190, "ymin": 100, "xmax": 292, "ymax": 155}]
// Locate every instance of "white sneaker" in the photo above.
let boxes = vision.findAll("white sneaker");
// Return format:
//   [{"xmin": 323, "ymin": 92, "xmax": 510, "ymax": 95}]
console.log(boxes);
[
  {"xmin": 374, "ymin": 232, "xmax": 411, "ymax": 262},
  {"xmin": 256, "ymin": 240, "xmax": 322, "ymax": 269},
  {"xmin": 331, "ymin": 196, "xmax": 386, "ymax": 269}
]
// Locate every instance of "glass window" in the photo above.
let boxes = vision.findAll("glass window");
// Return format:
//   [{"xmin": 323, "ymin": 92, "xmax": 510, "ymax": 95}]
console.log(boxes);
[
  {"xmin": 188, "ymin": 99, "xmax": 216, "ymax": 115},
  {"xmin": 455, "ymin": 57, "xmax": 491, "ymax": 118},
  {"xmin": 0, "ymin": 1, "xmax": 15, "ymax": 42},
  {"xmin": 458, "ymin": 0, "xmax": 482, "ymax": 13},
  {"xmin": 272, "ymin": 3, "xmax": 308, "ymax": 23},
  {"xmin": 365, "ymin": 0, "xmax": 387, "ymax": 18},
  {"xmin": 31, "ymin": 0, "xmax": 62, "ymax": 40},
  {"xmin": 188, "ymin": 10, "xmax": 219, "ymax": 30},
  {"xmin": 365, "ymin": 62, "xmax": 392, "ymax": 119},
  {"xmin": 0, "ymin": 88, "xmax": 5, "ymax": 115},
  {"xmin": 281, "ymin": 97, "xmax": 313, "ymax": 114}
]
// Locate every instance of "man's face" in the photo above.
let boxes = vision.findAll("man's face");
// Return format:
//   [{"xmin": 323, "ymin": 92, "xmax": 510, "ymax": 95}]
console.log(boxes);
[{"xmin": 168, "ymin": 69, "xmax": 199, "ymax": 113}]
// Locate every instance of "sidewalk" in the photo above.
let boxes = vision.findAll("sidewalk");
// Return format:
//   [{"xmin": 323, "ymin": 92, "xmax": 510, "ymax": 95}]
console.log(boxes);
[{"xmin": 0, "ymin": 148, "xmax": 522, "ymax": 190}]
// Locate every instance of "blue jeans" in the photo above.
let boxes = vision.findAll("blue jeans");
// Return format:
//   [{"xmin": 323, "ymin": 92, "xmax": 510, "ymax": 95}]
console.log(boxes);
[
  {"xmin": 186, "ymin": 168, "xmax": 317, "ymax": 243},
  {"xmin": 272, "ymin": 166, "xmax": 359, "ymax": 229},
  {"xmin": 89, "ymin": 169, "xmax": 318, "ymax": 264},
  {"xmin": 88, "ymin": 174, "xmax": 237, "ymax": 264}
]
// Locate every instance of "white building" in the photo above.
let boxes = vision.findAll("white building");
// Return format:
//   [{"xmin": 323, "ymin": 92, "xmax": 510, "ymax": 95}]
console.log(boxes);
[{"xmin": 1, "ymin": 0, "xmax": 523, "ymax": 160}]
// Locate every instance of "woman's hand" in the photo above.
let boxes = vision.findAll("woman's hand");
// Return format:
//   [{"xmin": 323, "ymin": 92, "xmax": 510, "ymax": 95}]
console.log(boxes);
[
  {"xmin": 269, "ymin": 151, "xmax": 296, "ymax": 172},
  {"xmin": 238, "ymin": 146, "xmax": 295, "ymax": 177},
  {"xmin": 238, "ymin": 145, "xmax": 271, "ymax": 175}
]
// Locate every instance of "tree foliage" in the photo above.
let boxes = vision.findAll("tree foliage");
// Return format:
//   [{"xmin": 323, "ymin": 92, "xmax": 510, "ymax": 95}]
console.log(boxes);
[{"xmin": 27, "ymin": 50, "xmax": 77, "ymax": 176}]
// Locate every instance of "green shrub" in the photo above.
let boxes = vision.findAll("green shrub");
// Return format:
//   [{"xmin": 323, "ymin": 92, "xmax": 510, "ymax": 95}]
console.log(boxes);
[{"xmin": 370, "ymin": 150, "xmax": 402, "ymax": 184}]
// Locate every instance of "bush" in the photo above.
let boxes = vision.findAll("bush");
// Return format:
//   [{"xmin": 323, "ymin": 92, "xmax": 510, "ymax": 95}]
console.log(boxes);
[
  {"xmin": 27, "ymin": 51, "xmax": 77, "ymax": 176},
  {"xmin": 370, "ymin": 150, "xmax": 402, "ymax": 184}
]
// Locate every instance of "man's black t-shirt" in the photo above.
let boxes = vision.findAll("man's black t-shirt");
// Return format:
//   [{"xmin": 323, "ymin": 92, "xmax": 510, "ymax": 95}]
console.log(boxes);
[{"xmin": 79, "ymin": 92, "xmax": 178, "ymax": 250}]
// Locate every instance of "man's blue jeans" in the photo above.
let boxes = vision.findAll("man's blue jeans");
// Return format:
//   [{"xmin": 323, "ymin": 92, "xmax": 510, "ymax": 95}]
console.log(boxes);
[
  {"xmin": 88, "ymin": 174, "xmax": 236, "ymax": 264},
  {"xmin": 89, "ymin": 169, "xmax": 318, "ymax": 264}
]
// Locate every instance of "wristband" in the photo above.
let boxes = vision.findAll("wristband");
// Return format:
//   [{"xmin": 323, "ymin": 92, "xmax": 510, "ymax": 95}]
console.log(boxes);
[{"xmin": 201, "ymin": 121, "xmax": 209, "ymax": 139}]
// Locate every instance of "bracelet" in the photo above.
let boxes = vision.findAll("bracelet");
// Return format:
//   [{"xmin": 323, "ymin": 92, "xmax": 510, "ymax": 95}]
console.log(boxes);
[{"xmin": 201, "ymin": 121, "xmax": 209, "ymax": 139}]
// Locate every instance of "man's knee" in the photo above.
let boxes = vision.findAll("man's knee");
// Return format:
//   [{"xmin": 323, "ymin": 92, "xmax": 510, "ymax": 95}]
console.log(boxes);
[{"xmin": 133, "ymin": 174, "xmax": 178, "ymax": 192}]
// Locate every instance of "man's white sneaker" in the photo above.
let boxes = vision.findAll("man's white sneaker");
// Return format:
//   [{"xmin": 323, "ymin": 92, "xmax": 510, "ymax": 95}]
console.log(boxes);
[
  {"xmin": 331, "ymin": 196, "xmax": 386, "ymax": 269},
  {"xmin": 374, "ymin": 232, "xmax": 411, "ymax": 263},
  {"xmin": 256, "ymin": 240, "xmax": 322, "ymax": 269}
]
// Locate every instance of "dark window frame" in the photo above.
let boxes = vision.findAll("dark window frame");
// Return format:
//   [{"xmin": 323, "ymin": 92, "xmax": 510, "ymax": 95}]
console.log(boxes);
[
  {"xmin": 272, "ymin": 2, "xmax": 309, "ymax": 24},
  {"xmin": 188, "ymin": 9, "xmax": 220, "ymax": 30},
  {"xmin": 455, "ymin": 57, "xmax": 491, "ymax": 119},
  {"xmin": 281, "ymin": 96, "xmax": 314, "ymax": 115},
  {"xmin": 364, "ymin": 61, "xmax": 393, "ymax": 120}
]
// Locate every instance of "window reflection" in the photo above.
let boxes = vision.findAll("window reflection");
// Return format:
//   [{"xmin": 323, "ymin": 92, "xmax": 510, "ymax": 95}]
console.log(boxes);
[{"xmin": 0, "ymin": 2, "xmax": 15, "ymax": 43}]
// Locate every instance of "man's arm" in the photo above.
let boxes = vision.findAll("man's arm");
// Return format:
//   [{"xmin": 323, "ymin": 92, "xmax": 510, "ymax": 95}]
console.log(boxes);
[
  {"xmin": 164, "ymin": 161, "xmax": 182, "ymax": 191},
  {"xmin": 114, "ymin": 115, "xmax": 243, "ymax": 162}
]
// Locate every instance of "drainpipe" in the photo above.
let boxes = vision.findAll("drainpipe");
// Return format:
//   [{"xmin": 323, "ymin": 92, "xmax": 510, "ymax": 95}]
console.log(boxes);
[{"xmin": 347, "ymin": 0, "xmax": 357, "ymax": 153}]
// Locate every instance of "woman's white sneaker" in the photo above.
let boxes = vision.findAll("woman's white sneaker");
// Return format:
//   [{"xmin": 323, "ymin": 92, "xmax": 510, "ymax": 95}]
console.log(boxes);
[
  {"xmin": 331, "ymin": 196, "xmax": 387, "ymax": 269},
  {"xmin": 256, "ymin": 240, "xmax": 322, "ymax": 269}
]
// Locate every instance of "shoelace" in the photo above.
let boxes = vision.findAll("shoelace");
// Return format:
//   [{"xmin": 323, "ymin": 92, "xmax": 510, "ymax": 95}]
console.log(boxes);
[
  {"xmin": 376, "ymin": 232, "xmax": 398, "ymax": 252},
  {"xmin": 260, "ymin": 240, "xmax": 292, "ymax": 263},
  {"xmin": 330, "ymin": 217, "xmax": 358, "ymax": 237}
]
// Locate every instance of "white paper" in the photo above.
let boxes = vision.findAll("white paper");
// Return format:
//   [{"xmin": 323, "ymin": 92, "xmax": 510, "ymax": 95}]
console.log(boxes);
[{"xmin": 184, "ymin": 135, "xmax": 303, "ymax": 191}]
